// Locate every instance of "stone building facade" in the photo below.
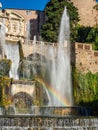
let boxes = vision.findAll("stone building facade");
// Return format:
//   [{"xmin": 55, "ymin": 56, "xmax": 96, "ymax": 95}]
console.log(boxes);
[
  {"xmin": 0, "ymin": 0, "xmax": 97, "ymax": 43},
  {"xmin": 71, "ymin": 0, "xmax": 98, "ymax": 26},
  {"xmin": 71, "ymin": 43, "xmax": 98, "ymax": 73},
  {"xmin": 0, "ymin": 9, "xmax": 45, "ymax": 43},
  {"xmin": 0, "ymin": 0, "xmax": 98, "ymax": 74},
  {"xmin": 0, "ymin": 9, "xmax": 24, "ymax": 43}
]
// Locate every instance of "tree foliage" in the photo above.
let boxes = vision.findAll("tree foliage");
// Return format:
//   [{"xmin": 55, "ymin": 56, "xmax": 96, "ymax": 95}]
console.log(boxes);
[
  {"xmin": 76, "ymin": 25, "xmax": 98, "ymax": 50},
  {"xmin": 76, "ymin": 25, "xmax": 92, "ymax": 43},
  {"xmin": 40, "ymin": 0, "xmax": 79, "ymax": 43}
]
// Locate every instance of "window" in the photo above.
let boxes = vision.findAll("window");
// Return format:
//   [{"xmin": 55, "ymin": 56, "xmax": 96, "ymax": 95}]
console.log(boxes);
[{"xmin": 26, "ymin": 11, "xmax": 32, "ymax": 15}]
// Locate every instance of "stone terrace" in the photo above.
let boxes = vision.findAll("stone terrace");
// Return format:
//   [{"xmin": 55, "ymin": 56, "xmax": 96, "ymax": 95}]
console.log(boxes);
[{"xmin": 22, "ymin": 40, "xmax": 98, "ymax": 74}]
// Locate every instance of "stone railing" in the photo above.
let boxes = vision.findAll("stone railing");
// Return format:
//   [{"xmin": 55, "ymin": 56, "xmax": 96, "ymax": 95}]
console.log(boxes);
[
  {"xmin": 0, "ymin": 115, "xmax": 97, "ymax": 129},
  {"xmin": 12, "ymin": 79, "xmax": 35, "ymax": 85},
  {"xmin": 0, "ymin": 106, "xmax": 97, "ymax": 129},
  {"xmin": 24, "ymin": 39, "xmax": 57, "ymax": 47},
  {"xmin": 22, "ymin": 40, "xmax": 58, "ymax": 58},
  {"xmin": 75, "ymin": 42, "xmax": 92, "ymax": 51}
]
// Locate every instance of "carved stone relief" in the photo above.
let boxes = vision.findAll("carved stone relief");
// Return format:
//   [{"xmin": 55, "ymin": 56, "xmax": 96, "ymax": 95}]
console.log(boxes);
[{"xmin": 0, "ymin": 10, "xmax": 25, "ymax": 43}]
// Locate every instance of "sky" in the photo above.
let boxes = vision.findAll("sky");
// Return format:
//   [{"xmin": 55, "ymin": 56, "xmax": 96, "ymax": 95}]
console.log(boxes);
[
  {"xmin": 0, "ymin": 0, "xmax": 50, "ymax": 11},
  {"xmin": 0, "ymin": 0, "xmax": 98, "ymax": 11}
]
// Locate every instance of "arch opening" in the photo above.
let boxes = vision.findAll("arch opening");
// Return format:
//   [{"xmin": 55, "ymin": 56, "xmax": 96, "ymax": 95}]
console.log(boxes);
[{"xmin": 12, "ymin": 92, "xmax": 33, "ymax": 114}]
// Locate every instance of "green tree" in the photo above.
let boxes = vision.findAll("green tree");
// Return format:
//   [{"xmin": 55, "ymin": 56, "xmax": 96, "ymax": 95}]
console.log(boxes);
[
  {"xmin": 86, "ymin": 26, "xmax": 98, "ymax": 50},
  {"xmin": 40, "ymin": 0, "xmax": 79, "ymax": 43},
  {"xmin": 76, "ymin": 25, "xmax": 98, "ymax": 50},
  {"xmin": 76, "ymin": 25, "xmax": 92, "ymax": 43}
]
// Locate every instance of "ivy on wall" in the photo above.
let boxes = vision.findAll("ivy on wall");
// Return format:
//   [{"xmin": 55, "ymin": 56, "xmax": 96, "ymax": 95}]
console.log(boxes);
[{"xmin": 72, "ymin": 69, "xmax": 98, "ymax": 107}]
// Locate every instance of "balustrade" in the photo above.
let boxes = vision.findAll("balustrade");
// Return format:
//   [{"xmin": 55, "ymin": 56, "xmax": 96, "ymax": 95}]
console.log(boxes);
[{"xmin": 0, "ymin": 115, "xmax": 97, "ymax": 129}]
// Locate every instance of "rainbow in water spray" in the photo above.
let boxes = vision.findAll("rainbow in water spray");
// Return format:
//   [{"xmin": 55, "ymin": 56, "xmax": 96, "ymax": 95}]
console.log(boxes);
[{"xmin": 35, "ymin": 76, "xmax": 71, "ymax": 106}]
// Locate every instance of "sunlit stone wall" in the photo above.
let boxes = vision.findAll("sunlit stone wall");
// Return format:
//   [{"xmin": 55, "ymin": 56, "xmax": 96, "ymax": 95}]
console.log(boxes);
[
  {"xmin": 22, "ymin": 41, "xmax": 98, "ymax": 74},
  {"xmin": 71, "ymin": 43, "xmax": 98, "ymax": 73},
  {"xmin": 11, "ymin": 80, "xmax": 35, "ymax": 97},
  {"xmin": 71, "ymin": 0, "xmax": 98, "ymax": 26},
  {"xmin": 0, "ymin": 9, "xmax": 24, "ymax": 43}
]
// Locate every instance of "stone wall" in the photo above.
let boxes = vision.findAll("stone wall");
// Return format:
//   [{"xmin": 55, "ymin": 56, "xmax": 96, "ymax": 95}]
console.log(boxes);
[
  {"xmin": 72, "ymin": 43, "xmax": 98, "ymax": 73},
  {"xmin": 21, "ymin": 40, "xmax": 58, "ymax": 59},
  {"xmin": 71, "ymin": 0, "xmax": 98, "ymax": 26},
  {"xmin": 22, "ymin": 41, "xmax": 98, "ymax": 74},
  {"xmin": 0, "ymin": 9, "xmax": 24, "ymax": 43},
  {"xmin": 0, "ymin": 116, "xmax": 97, "ymax": 129},
  {"xmin": 0, "ymin": 9, "xmax": 45, "ymax": 42},
  {"xmin": 13, "ymin": 10, "xmax": 38, "ymax": 39},
  {"xmin": 11, "ymin": 80, "xmax": 35, "ymax": 97}
]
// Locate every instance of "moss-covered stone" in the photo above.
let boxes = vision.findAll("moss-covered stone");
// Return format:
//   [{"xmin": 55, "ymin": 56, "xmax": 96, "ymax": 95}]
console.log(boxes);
[
  {"xmin": 0, "ymin": 76, "xmax": 13, "ymax": 107},
  {"xmin": 18, "ymin": 53, "xmax": 48, "ymax": 80},
  {"xmin": 0, "ymin": 59, "xmax": 12, "ymax": 77},
  {"xmin": 72, "ymin": 68, "xmax": 98, "ymax": 107}
]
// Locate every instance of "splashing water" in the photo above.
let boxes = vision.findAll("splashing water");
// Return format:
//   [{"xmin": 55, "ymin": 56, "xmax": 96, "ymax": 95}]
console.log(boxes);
[
  {"xmin": 0, "ymin": 21, "xmax": 6, "ymax": 58},
  {"xmin": 0, "ymin": 7, "xmax": 73, "ymax": 108},
  {"xmin": 0, "ymin": 21, "xmax": 20, "ymax": 79},
  {"xmin": 4, "ymin": 43, "xmax": 20, "ymax": 79},
  {"xmin": 26, "ymin": 20, "xmax": 30, "ymax": 41},
  {"xmin": 49, "ymin": 7, "xmax": 73, "ymax": 106}
]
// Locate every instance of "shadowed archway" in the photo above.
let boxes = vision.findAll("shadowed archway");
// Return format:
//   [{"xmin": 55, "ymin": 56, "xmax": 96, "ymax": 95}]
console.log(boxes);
[{"xmin": 12, "ymin": 92, "xmax": 33, "ymax": 114}]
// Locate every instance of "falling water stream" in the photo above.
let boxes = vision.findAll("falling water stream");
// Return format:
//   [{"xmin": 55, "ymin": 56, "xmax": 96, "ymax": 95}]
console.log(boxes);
[
  {"xmin": 0, "ymin": 20, "xmax": 5, "ymax": 58},
  {"xmin": 0, "ymin": 20, "xmax": 20, "ymax": 80},
  {"xmin": 48, "ymin": 7, "xmax": 73, "ymax": 106},
  {"xmin": 4, "ymin": 43, "xmax": 20, "ymax": 79}
]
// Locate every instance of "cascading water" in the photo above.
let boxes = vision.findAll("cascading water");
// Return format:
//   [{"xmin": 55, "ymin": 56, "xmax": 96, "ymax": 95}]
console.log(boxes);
[
  {"xmin": 27, "ymin": 20, "xmax": 30, "ymax": 41},
  {"xmin": 4, "ymin": 43, "xmax": 20, "ymax": 79},
  {"xmin": 0, "ymin": 21, "xmax": 20, "ymax": 80},
  {"xmin": 0, "ymin": 21, "xmax": 5, "ymax": 58},
  {"xmin": 49, "ymin": 7, "xmax": 73, "ymax": 106}
]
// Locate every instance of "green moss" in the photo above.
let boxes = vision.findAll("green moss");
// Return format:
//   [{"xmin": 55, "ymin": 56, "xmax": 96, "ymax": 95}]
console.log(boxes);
[
  {"xmin": 0, "ymin": 76, "xmax": 13, "ymax": 107},
  {"xmin": 0, "ymin": 59, "xmax": 12, "ymax": 77},
  {"xmin": 72, "ymin": 68, "xmax": 98, "ymax": 107}
]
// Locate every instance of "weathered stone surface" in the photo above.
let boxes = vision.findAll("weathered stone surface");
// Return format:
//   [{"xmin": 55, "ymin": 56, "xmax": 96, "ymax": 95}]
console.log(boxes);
[
  {"xmin": 0, "ymin": 115, "xmax": 97, "ymax": 129},
  {"xmin": 0, "ymin": 59, "xmax": 11, "ymax": 77},
  {"xmin": 71, "ymin": 43, "xmax": 98, "ymax": 73},
  {"xmin": 71, "ymin": 0, "xmax": 98, "ymax": 26},
  {"xmin": 18, "ymin": 53, "xmax": 47, "ymax": 80}
]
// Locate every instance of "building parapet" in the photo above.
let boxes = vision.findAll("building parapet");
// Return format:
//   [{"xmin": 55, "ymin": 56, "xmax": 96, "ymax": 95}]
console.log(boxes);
[
  {"xmin": 74, "ymin": 42, "xmax": 98, "ymax": 73},
  {"xmin": 24, "ymin": 39, "xmax": 58, "ymax": 47},
  {"xmin": 75, "ymin": 42, "xmax": 92, "ymax": 51}
]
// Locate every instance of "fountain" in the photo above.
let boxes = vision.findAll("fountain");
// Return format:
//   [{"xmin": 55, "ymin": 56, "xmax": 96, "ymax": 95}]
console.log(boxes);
[
  {"xmin": 0, "ymin": 6, "xmax": 98, "ymax": 129},
  {"xmin": 0, "ymin": 19, "xmax": 20, "ymax": 80},
  {"xmin": 0, "ymin": 7, "xmax": 72, "ymax": 108},
  {"xmin": 4, "ymin": 43, "xmax": 20, "ymax": 79},
  {"xmin": 0, "ymin": 19, "xmax": 5, "ymax": 58},
  {"xmin": 48, "ymin": 7, "xmax": 73, "ymax": 106}
]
